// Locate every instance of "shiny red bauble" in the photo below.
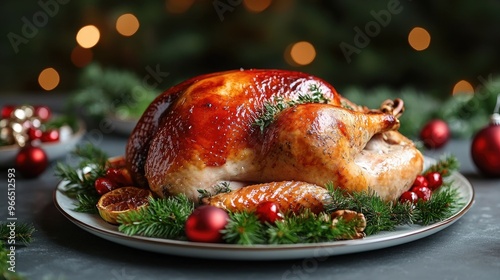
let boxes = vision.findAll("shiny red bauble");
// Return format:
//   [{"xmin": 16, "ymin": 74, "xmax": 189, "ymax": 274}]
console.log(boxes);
[
  {"xmin": 420, "ymin": 119, "xmax": 450, "ymax": 149},
  {"xmin": 255, "ymin": 201, "xmax": 284, "ymax": 224},
  {"xmin": 471, "ymin": 115, "xmax": 500, "ymax": 177},
  {"xmin": 185, "ymin": 205, "xmax": 229, "ymax": 243},
  {"xmin": 15, "ymin": 145, "xmax": 48, "ymax": 178}
]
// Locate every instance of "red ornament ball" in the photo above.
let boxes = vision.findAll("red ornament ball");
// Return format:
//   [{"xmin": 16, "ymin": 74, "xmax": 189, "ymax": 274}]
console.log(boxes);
[
  {"xmin": 420, "ymin": 119, "xmax": 450, "ymax": 149},
  {"xmin": 471, "ymin": 118, "xmax": 500, "ymax": 177},
  {"xmin": 15, "ymin": 145, "xmax": 48, "ymax": 178},
  {"xmin": 185, "ymin": 205, "xmax": 229, "ymax": 243}
]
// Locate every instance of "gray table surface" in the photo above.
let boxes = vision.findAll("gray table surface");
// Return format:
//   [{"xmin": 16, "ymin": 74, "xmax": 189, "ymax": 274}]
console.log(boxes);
[{"xmin": 1, "ymin": 96, "xmax": 499, "ymax": 280}]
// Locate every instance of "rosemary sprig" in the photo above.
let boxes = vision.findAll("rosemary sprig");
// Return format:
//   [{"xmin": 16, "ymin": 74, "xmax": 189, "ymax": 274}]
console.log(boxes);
[
  {"xmin": 54, "ymin": 143, "xmax": 109, "ymax": 213},
  {"xmin": 253, "ymin": 84, "xmax": 330, "ymax": 132},
  {"xmin": 117, "ymin": 195, "xmax": 194, "ymax": 239}
]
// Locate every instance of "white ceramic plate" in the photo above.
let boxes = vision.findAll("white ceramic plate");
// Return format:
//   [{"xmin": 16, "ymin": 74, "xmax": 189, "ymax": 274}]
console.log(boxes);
[
  {"xmin": 53, "ymin": 158, "xmax": 474, "ymax": 260},
  {"xmin": 0, "ymin": 119, "xmax": 86, "ymax": 167}
]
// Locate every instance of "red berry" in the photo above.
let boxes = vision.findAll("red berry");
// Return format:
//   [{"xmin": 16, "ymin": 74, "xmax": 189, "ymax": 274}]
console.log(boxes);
[
  {"xmin": 412, "ymin": 175, "xmax": 429, "ymax": 189},
  {"xmin": 41, "ymin": 129, "xmax": 59, "ymax": 142},
  {"xmin": 426, "ymin": 172, "xmax": 443, "ymax": 191},
  {"xmin": 412, "ymin": 186, "xmax": 432, "ymax": 201},
  {"xmin": 399, "ymin": 191, "xmax": 419, "ymax": 204},
  {"xmin": 105, "ymin": 167, "xmax": 133, "ymax": 186},
  {"xmin": 94, "ymin": 177, "xmax": 120, "ymax": 195},
  {"xmin": 255, "ymin": 201, "xmax": 284, "ymax": 224}
]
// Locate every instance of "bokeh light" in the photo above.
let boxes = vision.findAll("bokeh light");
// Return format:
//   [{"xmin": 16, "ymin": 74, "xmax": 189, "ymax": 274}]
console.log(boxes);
[
  {"xmin": 38, "ymin": 68, "xmax": 60, "ymax": 91},
  {"xmin": 166, "ymin": 0, "xmax": 194, "ymax": 14},
  {"xmin": 76, "ymin": 25, "xmax": 100, "ymax": 48},
  {"xmin": 408, "ymin": 27, "xmax": 431, "ymax": 51},
  {"xmin": 71, "ymin": 46, "xmax": 93, "ymax": 68},
  {"xmin": 286, "ymin": 41, "xmax": 316, "ymax": 66},
  {"xmin": 244, "ymin": 0, "xmax": 272, "ymax": 13},
  {"xmin": 452, "ymin": 80, "xmax": 474, "ymax": 95},
  {"xmin": 116, "ymin": 13, "xmax": 140, "ymax": 37}
]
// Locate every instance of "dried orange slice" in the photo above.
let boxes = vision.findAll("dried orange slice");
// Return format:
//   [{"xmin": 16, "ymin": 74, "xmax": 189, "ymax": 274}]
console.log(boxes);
[{"xmin": 97, "ymin": 186, "xmax": 152, "ymax": 224}]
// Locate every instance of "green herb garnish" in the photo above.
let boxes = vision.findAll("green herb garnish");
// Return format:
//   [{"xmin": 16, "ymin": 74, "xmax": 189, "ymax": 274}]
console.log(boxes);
[{"xmin": 253, "ymin": 84, "xmax": 330, "ymax": 132}]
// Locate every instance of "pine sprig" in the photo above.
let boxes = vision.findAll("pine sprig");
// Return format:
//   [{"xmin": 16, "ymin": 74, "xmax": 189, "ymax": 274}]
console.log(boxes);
[
  {"xmin": 117, "ymin": 195, "xmax": 194, "ymax": 239},
  {"xmin": 413, "ymin": 182, "xmax": 462, "ymax": 225},
  {"xmin": 222, "ymin": 212, "xmax": 265, "ymax": 245},
  {"xmin": 55, "ymin": 143, "xmax": 109, "ymax": 213},
  {"xmin": 253, "ymin": 84, "xmax": 330, "ymax": 132},
  {"xmin": 423, "ymin": 154, "xmax": 460, "ymax": 177}
]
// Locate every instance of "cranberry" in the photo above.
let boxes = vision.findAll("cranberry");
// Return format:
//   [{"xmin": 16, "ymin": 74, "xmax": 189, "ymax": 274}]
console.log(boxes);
[
  {"xmin": 412, "ymin": 175, "xmax": 429, "ymax": 189},
  {"xmin": 426, "ymin": 172, "xmax": 443, "ymax": 191},
  {"xmin": 105, "ymin": 167, "xmax": 133, "ymax": 186},
  {"xmin": 399, "ymin": 191, "xmax": 419, "ymax": 204},
  {"xmin": 411, "ymin": 186, "xmax": 432, "ymax": 201},
  {"xmin": 255, "ymin": 201, "xmax": 284, "ymax": 224},
  {"xmin": 94, "ymin": 177, "xmax": 120, "ymax": 195}
]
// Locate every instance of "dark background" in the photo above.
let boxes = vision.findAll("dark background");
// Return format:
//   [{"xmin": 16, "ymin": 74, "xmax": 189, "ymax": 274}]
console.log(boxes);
[{"xmin": 2, "ymin": 0, "xmax": 500, "ymax": 97}]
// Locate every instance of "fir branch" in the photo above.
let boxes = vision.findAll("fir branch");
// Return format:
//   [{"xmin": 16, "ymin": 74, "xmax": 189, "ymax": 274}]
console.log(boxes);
[
  {"xmin": 423, "ymin": 154, "xmax": 460, "ymax": 177},
  {"xmin": 222, "ymin": 211, "xmax": 265, "ymax": 245},
  {"xmin": 117, "ymin": 195, "xmax": 194, "ymax": 239},
  {"xmin": 253, "ymin": 84, "xmax": 330, "ymax": 132},
  {"xmin": 413, "ymin": 182, "xmax": 462, "ymax": 225},
  {"xmin": 73, "ymin": 193, "xmax": 99, "ymax": 214},
  {"xmin": 54, "ymin": 143, "xmax": 108, "ymax": 213},
  {"xmin": 266, "ymin": 219, "xmax": 300, "ymax": 244}
]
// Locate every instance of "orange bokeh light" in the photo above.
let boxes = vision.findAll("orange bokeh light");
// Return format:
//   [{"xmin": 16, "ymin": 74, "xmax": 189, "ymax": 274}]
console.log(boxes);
[
  {"xmin": 408, "ymin": 27, "xmax": 431, "ymax": 51},
  {"xmin": 76, "ymin": 25, "xmax": 100, "ymax": 48},
  {"xmin": 244, "ymin": 0, "xmax": 272, "ymax": 13},
  {"xmin": 286, "ymin": 41, "xmax": 316, "ymax": 66},
  {"xmin": 38, "ymin": 68, "xmax": 60, "ymax": 91},
  {"xmin": 452, "ymin": 80, "xmax": 474, "ymax": 95},
  {"xmin": 116, "ymin": 13, "xmax": 140, "ymax": 37}
]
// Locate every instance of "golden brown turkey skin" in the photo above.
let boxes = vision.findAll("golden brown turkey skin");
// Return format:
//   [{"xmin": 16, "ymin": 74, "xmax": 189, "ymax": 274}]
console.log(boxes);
[
  {"xmin": 126, "ymin": 69, "xmax": 341, "ymax": 191},
  {"xmin": 125, "ymin": 69, "xmax": 423, "ymax": 203},
  {"xmin": 204, "ymin": 181, "xmax": 332, "ymax": 214}
]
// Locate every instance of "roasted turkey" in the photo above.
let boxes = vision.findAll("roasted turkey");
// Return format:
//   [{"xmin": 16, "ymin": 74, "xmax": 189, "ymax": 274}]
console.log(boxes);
[{"xmin": 125, "ymin": 69, "xmax": 423, "ymax": 204}]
